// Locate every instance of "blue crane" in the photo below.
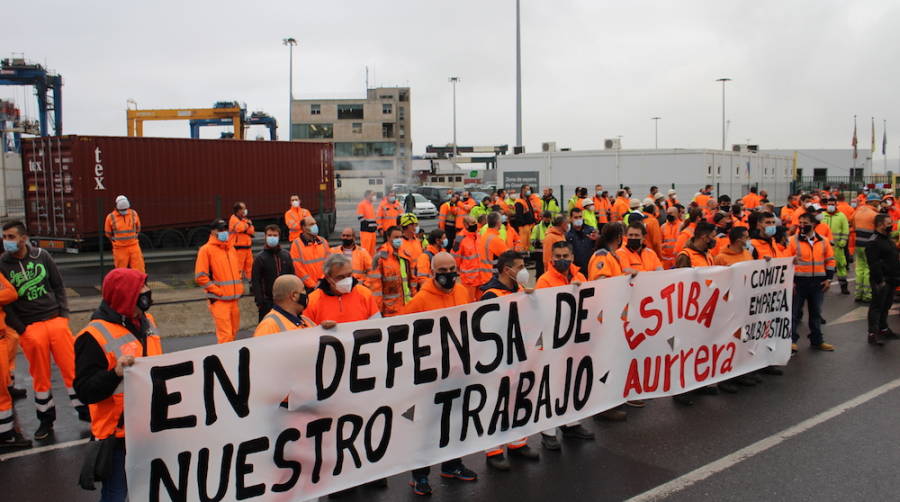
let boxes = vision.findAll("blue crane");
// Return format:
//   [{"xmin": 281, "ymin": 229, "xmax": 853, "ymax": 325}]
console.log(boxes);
[
  {"xmin": 0, "ymin": 57, "xmax": 62, "ymax": 137},
  {"xmin": 188, "ymin": 101, "xmax": 278, "ymax": 140}
]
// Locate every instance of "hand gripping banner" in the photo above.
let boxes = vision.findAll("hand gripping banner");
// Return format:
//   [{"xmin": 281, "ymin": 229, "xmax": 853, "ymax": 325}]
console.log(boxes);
[{"xmin": 125, "ymin": 258, "xmax": 793, "ymax": 501}]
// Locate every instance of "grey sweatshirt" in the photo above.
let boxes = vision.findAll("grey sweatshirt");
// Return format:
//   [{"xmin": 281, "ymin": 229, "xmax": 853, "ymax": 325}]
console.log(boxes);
[{"xmin": 0, "ymin": 245, "xmax": 68, "ymax": 333}]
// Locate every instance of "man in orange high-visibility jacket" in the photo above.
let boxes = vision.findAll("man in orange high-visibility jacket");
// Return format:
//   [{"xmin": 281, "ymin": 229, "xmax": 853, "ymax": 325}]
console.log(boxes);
[
  {"xmin": 852, "ymin": 193, "xmax": 881, "ymax": 302},
  {"xmin": 104, "ymin": 195, "xmax": 145, "ymax": 272},
  {"xmin": 285, "ymin": 194, "xmax": 312, "ymax": 242},
  {"xmin": 438, "ymin": 192, "xmax": 460, "ymax": 243},
  {"xmin": 290, "ymin": 216, "xmax": 329, "ymax": 289},
  {"xmin": 641, "ymin": 203, "xmax": 663, "ymax": 258},
  {"xmin": 229, "ymin": 201, "xmax": 255, "ymax": 280},
  {"xmin": 749, "ymin": 211, "xmax": 788, "ymax": 259},
  {"xmin": 0, "ymin": 272, "xmax": 29, "ymax": 449},
  {"xmin": 618, "ymin": 221, "xmax": 664, "ymax": 272},
  {"xmin": 660, "ymin": 206, "xmax": 681, "ymax": 269},
  {"xmin": 787, "ymin": 211, "xmax": 837, "ymax": 352},
  {"xmin": 305, "ymin": 253, "xmax": 381, "ymax": 324},
  {"xmin": 535, "ymin": 240, "xmax": 596, "ymax": 450},
  {"xmin": 593, "ymin": 185, "xmax": 611, "ymax": 230},
  {"xmin": 742, "ymin": 186, "xmax": 762, "ymax": 210},
  {"xmin": 356, "ymin": 190, "xmax": 379, "ymax": 256},
  {"xmin": 254, "ymin": 275, "xmax": 324, "ymax": 337},
  {"xmin": 369, "ymin": 226, "xmax": 416, "ymax": 316},
  {"xmin": 195, "ymin": 219, "xmax": 244, "ymax": 344},
  {"xmin": 331, "ymin": 227, "xmax": 373, "ymax": 285},
  {"xmin": 376, "ymin": 191, "xmax": 403, "ymax": 235},
  {"xmin": 611, "ymin": 190, "xmax": 630, "ymax": 222},
  {"xmin": 542, "ymin": 213, "xmax": 569, "ymax": 273},
  {"xmin": 416, "ymin": 229, "xmax": 446, "ymax": 287},
  {"xmin": 74, "ymin": 268, "xmax": 161, "ymax": 498},
  {"xmin": 403, "ymin": 251, "xmax": 476, "ymax": 496},
  {"xmin": 452, "ymin": 215, "xmax": 484, "ymax": 299},
  {"xmin": 477, "ymin": 212, "xmax": 510, "ymax": 284},
  {"xmin": 398, "ymin": 213, "xmax": 424, "ymax": 268}
]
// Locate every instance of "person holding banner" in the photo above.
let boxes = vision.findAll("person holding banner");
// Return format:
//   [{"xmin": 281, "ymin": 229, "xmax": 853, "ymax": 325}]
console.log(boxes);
[
  {"xmin": 402, "ymin": 251, "xmax": 476, "ymax": 495},
  {"xmin": 788, "ymin": 211, "xmax": 836, "ymax": 352},
  {"xmin": 73, "ymin": 268, "xmax": 160, "ymax": 501},
  {"xmin": 253, "ymin": 275, "xmax": 322, "ymax": 337},
  {"xmin": 536, "ymin": 241, "xmax": 597, "ymax": 449},
  {"xmin": 305, "ymin": 253, "xmax": 380, "ymax": 324}
]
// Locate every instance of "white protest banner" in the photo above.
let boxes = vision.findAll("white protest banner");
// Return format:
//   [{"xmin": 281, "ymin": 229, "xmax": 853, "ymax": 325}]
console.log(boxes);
[{"xmin": 125, "ymin": 257, "xmax": 793, "ymax": 502}]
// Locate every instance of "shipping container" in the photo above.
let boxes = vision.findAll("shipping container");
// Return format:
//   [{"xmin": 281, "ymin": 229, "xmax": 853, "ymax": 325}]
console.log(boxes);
[
  {"xmin": 497, "ymin": 148, "xmax": 794, "ymax": 205},
  {"xmin": 20, "ymin": 135, "xmax": 335, "ymax": 252}
]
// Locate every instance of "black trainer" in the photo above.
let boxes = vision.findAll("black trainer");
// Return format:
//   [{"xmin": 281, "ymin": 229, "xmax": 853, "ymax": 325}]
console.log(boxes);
[
  {"xmin": 0, "ymin": 430, "xmax": 32, "ymax": 450},
  {"xmin": 409, "ymin": 477, "xmax": 432, "ymax": 496},
  {"xmin": 440, "ymin": 463, "xmax": 477, "ymax": 481},
  {"xmin": 508, "ymin": 444, "xmax": 540, "ymax": 460},
  {"xmin": 34, "ymin": 421, "xmax": 53, "ymax": 440},
  {"xmin": 560, "ymin": 424, "xmax": 595, "ymax": 440}
]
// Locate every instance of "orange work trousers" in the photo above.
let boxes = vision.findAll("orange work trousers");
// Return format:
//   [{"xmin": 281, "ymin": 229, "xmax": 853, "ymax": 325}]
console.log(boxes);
[
  {"xmin": 113, "ymin": 244, "xmax": 145, "ymax": 273},
  {"xmin": 209, "ymin": 300, "xmax": 240, "ymax": 344},
  {"xmin": 235, "ymin": 248, "xmax": 253, "ymax": 281},
  {"xmin": 5, "ymin": 328, "xmax": 18, "ymax": 383},
  {"xmin": 517, "ymin": 224, "xmax": 534, "ymax": 250},
  {"xmin": 0, "ymin": 333, "xmax": 11, "ymax": 434},
  {"xmin": 360, "ymin": 231, "xmax": 377, "ymax": 257},
  {"xmin": 19, "ymin": 317, "xmax": 81, "ymax": 422}
]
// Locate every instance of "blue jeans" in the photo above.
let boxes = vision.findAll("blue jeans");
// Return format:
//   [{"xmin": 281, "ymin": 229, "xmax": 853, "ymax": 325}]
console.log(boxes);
[
  {"xmin": 792, "ymin": 278, "xmax": 825, "ymax": 346},
  {"xmin": 100, "ymin": 444, "xmax": 127, "ymax": 502}
]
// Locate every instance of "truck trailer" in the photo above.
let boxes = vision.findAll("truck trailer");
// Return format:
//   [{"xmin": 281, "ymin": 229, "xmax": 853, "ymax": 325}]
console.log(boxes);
[
  {"xmin": 21, "ymin": 135, "xmax": 335, "ymax": 252},
  {"xmin": 497, "ymin": 149, "xmax": 794, "ymax": 205}
]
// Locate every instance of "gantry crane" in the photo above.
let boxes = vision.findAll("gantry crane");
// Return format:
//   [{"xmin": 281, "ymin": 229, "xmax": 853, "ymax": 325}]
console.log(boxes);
[
  {"xmin": 0, "ymin": 57, "xmax": 63, "ymax": 137},
  {"xmin": 190, "ymin": 110, "xmax": 277, "ymax": 140},
  {"xmin": 127, "ymin": 101, "xmax": 244, "ymax": 138}
]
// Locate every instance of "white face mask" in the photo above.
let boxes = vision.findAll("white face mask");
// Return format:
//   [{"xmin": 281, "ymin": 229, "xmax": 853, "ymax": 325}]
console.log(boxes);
[
  {"xmin": 291, "ymin": 200, "xmax": 300, "ymax": 208},
  {"xmin": 335, "ymin": 277, "xmax": 353, "ymax": 294},
  {"xmin": 815, "ymin": 213, "xmax": 824, "ymax": 222},
  {"xmin": 515, "ymin": 268, "xmax": 530, "ymax": 286},
  {"xmin": 827, "ymin": 205, "xmax": 836, "ymax": 213}
]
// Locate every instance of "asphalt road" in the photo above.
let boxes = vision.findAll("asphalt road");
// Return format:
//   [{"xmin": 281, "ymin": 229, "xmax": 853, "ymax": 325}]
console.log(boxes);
[{"xmin": 2, "ymin": 277, "xmax": 899, "ymax": 501}]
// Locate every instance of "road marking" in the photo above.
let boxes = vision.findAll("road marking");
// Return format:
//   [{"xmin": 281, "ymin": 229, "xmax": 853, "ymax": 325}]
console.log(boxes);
[
  {"xmin": 830, "ymin": 306, "xmax": 899, "ymax": 326},
  {"xmin": 0, "ymin": 438, "xmax": 90, "ymax": 462},
  {"xmin": 625, "ymin": 376, "xmax": 900, "ymax": 502},
  {"xmin": 829, "ymin": 277, "xmax": 856, "ymax": 288}
]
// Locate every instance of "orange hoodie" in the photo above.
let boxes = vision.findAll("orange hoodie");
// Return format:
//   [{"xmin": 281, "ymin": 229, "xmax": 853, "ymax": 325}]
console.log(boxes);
[
  {"xmin": 401, "ymin": 278, "xmax": 473, "ymax": 314},
  {"xmin": 536, "ymin": 263, "xmax": 587, "ymax": 289},
  {"xmin": 195, "ymin": 235, "xmax": 244, "ymax": 301}
]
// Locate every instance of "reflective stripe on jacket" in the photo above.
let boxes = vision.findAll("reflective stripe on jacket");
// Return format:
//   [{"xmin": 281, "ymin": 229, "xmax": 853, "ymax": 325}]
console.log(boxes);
[
  {"xmin": 290, "ymin": 235, "xmax": 329, "ymax": 289},
  {"xmin": 195, "ymin": 237, "xmax": 244, "ymax": 301},
  {"xmin": 789, "ymin": 233, "xmax": 835, "ymax": 278},
  {"xmin": 104, "ymin": 209, "xmax": 141, "ymax": 248},
  {"xmin": 229, "ymin": 214, "xmax": 255, "ymax": 249}
]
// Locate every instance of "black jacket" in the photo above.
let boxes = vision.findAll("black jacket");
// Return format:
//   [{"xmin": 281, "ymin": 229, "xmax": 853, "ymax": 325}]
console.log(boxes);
[
  {"xmin": 0, "ymin": 245, "xmax": 68, "ymax": 333},
  {"xmin": 566, "ymin": 224, "xmax": 597, "ymax": 274},
  {"xmin": 73, "ymin": 302, "xmax": 153, "ymax": 405},
  {"xmin": 251, "ymin": 246, "xmax": 294, "ymax": 307},
  {"xmin": 479, "ymin": 277, "xmax": 520, "ymax": 300},
  {"xmin": 866, "ymin": 232, "xmax": 900, "ymax": 285}
]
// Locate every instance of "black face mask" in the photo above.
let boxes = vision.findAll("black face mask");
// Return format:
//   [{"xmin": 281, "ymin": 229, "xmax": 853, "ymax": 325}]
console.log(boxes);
[
  {"xmin": 800, "ymin": 224, "xmax": 814, "ymax": 235},
  {"xmin": 435, "ymin": 271, "xmax": 458, "ymax": 289},
  {"xmin": 720, "ymin": 205, "xmax": 731, "ymax": 212},
  {"xmin": 627, "ymin": 238, "xmax": 643, "ymax": 251},
  {"xmin": 341, "ymin": 238, "xmax": 354, "ymax": 248},
  {"xmin": 466, "ymin": 224, "xmax": 478, "ymax": 233},
  {"xmin": 552, "ymin": 259, "xmax": 571, "ymax": 273},
  {"xmin": 295, "ymin": 292, "xmax": 308, "ymax": 308},
  {"xmin": 666, "ymin": 215, "xmax": 676, "ymax": 223},
  {"xmin": 137, "ymin": 291, "xmax": 153, "ymax": 312}
]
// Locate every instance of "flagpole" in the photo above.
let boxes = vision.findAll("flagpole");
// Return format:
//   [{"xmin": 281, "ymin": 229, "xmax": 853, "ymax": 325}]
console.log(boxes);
[{"xmin": 883, "ymin": 119, "xmax": 887, "ymax": 174}]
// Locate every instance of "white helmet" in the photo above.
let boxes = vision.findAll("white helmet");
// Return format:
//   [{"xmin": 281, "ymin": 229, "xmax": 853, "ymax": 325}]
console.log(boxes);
[{"xmin": 115, "ymin": 195, "xmax": 130, "ymax": 211}]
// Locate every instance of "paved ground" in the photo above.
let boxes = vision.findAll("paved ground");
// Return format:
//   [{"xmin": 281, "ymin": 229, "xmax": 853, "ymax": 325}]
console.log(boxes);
[{"xmin": 2, "ymin": 275, "xmax": 899, "ymax": 501}]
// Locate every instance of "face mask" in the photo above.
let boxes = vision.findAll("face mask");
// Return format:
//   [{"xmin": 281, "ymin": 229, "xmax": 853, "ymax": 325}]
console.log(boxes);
[
  {"xmin": 388, "ymin": 196, "xmax": 396, "ymax": 203},
  {"xmin": 764, "ymin": 225, "xmax": 777, "ymax": 237},
  {"xmin": 566, "ymin": 223, "xmax": 572, "ymax": 232},
  {"xmin": 666, "ymin": 214, "xmax": 676, "ymax": 223},
  {"xmin": 501, "ymin": 214, "xmax": 508, "ymax": 223},
  {"xmin": 335, "ymin": 277, "xmax": 354, "ymax": 294},
  {"xmin": 827, "ymin": 205, "xmax": 836, "ymax": 213},
  {"xmin": 341, "ymin": 238, "xmax": 354, "ymax": 247},
  {"xmin": 243, "ymin": 209, "xmax": 248, "ymax": 217},
  {"xmin": 291, "ymin": 200, "xmax": 300, "ymax": 208},
  {"xmin": 744, "ymin": 240, "xmax": 753, "ymax": 251},
  {"xmin": 435, "ymin": 271, "xmax": 458, "ymax": 289},
  {"xmin": 552, "ymin": 259, "xmax": 571, "ymax": 273},
  {"xmin": 295, "ymin": 292, "xmax": 309, "ymax": 308},
  {"xmin": 371, "ymin": 196, "xmax": 378, "ymax": 203},
  {"xmin": 815, "ymin": 213, "xmax": 824, "ymax": 222},
  {"xmin": 515, "ymin": 268, "xmax": 530, "ymax": 286},
  {"xmin": 572, "ymin": 218, "xmax": 584, "ymax": 227},
  {"xmin": 392, "ymin": 238, "xmax": 402, "ymax": 249},
  {"xmin": 137, "ymin": 291, "xmax": 153, "ymax": 312},
  {"xmin": 461, "ymin": 196, "xmax": 469, "ymax": 201},
  {"xmin": 850, "ymin": 202, "xmax": 858, "ymax": 208},
  {"xmin": 466, "ymin": 224, "xmax": 478, "ymax": 233},
  {"xmin": 266, "ymin": 236, "xmax": 279, "ymax": 247},
  {"xmin": 309, "ymin": 224, "xmax": 319, "ymax": 235},
  {"xmin": 525, "ymin": 190, "xmax": 531, "ymax": 196},
  {"xmin": 803, "ymin": 203, "xmax": 812, "ymax": 209},
  {"xmin": 720, "ymin": 205, "xmax": 731, "ymax": 212},
  {"xmin": 627, "ymin": 238, "xmax": 643, "ymax": 251},
  {"xmin": 441, "ymin": 238, "xmax": 448, "ymax": 249},
  {"xmin": 3, "ymin": 239, "xmax": 18, "ymax": 253},
  {"xmin": 414, "ymin": 225, "xmax": 421, "ymax": 234},
  {"xmin": 800, "ymin": 224, "xmax": 813, "ymax": 235},
  {"xmin": 216, "ymin": 231, "xmax": 229, "ymax": 242}
]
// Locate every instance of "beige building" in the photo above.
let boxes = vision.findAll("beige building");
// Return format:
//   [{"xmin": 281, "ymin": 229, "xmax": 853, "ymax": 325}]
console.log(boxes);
[{"xmin": 291, "ymin": 87, "xmax": 411, "ymax": 199}]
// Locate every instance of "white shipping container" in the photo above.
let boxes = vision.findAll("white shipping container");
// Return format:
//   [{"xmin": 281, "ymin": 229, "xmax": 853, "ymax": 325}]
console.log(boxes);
[
  {"xmin": 1, "ymin": 151, "xmax": 24, "ymax": 220},
  {"xmin": 497, "ymin": 149, "xmax": 793, "ymax": 205}
]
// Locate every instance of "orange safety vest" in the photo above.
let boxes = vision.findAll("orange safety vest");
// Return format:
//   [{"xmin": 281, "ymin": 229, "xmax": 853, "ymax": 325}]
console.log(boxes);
[
  {"xmin": 588, "ymin": 248, "xmax": 623, "ymax": 280},
  {"xmin": 228, "ymin": 214, "xmax": 255, "ymax": 249},
  {"xmin": 615, "ymin": 245, "xmax": 663, "ymax": 272},
  {"xmin": 536, "ymin": 264, "xmax": 587, "ymax": 288},
  {"xmin": 356, "ymin": 199, "xmax": 378, "ymax": 233},
  {"xmin": 415, "ymin": 246, "xmax": 440, "ymax": 286},
  {"xmin": 611, "ymin": 197, "xmax": 630, "ymax": 222},
  {"xmin": 284, "ymin": 206, "xmax": 312, "ymax": 242},
  {"xmin": 593, "ymin": 196, "xmax": 611, "ymax": 223},
  {"xmin": 455, "ymin": 198, "xmax": 477, "ymax": 227},
  {"xmin": 376, "ymin": 199, "xmax": 403, "ymax": 231},
  {"xmin": 660, "ymin": 221, "xmax": 680, "ymax": 269},
  {"xmin": 290, "ymin": 235, "xmax": 330, "ymax": 288},
  {"xmin": 750, "ymin": 238, "xmax": 787, "ymax": 259},
  {"xmin": 401, "ymin": 278, "xmax": 473, "ymax": 314},
  {"xmin": 789, "ymin": 234, "xmax": 835, "ymax": 277},
  {"xmin": 674, "ymin": 223, "xmax": 696, "ymax": 254},
  {"xmin": 478, "ymin": 228, "xmax": 509, "ymax": 283},
  {"xmin": 852, "ymin": 205, "xmax": 878, "ymax": 246},
  {"xmin": 330, "ymin": 245, "xmax": 373, "ymax": 285},
  {"xmin": 195, "ymin": 237, "xmax": 244, "ymax": 301},
  {"xmin": 399, "ymin": 236, "xmax": 424, "ymax": 267},
  {"xmin": 677, "ymin": 247, "xmax": 714, "ymax": 268},
  {"xmin": 742, "ymin": 193, "xmax": 761, "ymax": 209},
  {"xmin": 254, "ymin": 308, "xmax": 316, "ymax": 337},
  {"xmin": 104, "ymin": 209, "xmax": 141, "ymax": 248},
  {"xmin": 369, "ymin": 244, "xmax": 416, "ymax": 316},
  {"xmin": 438, "ymin": 202, "xmax": 455, "ymax": 230},
  {"xmin": 78, "ymin": 315, "xmax": 162, "ymax": 439},
  {"xmin": 453, "ymin": 230, "xmax": 483, "ymax": 288},
  {"xmin": 643, "ymin": 213, "xmax": 663, "ymax": 258},
  {"xmin": 714, "ymin": 247, "xmax": 753, "ymax": 266},
  {"xmin": 305, "ymin": 284, "xmax": 381, "ymax": 324}
]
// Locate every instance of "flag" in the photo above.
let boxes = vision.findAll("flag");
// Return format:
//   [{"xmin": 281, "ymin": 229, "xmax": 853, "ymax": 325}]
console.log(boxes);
[
  {"xmin": 871, "ymin": 116, "xmax": 876, "ymax": 154},
  {"xmin": 882, "ymin": 120, "xmax": 887, "ymax": 155},
  {"xmin": 852, "ymin": 118, "xmax": 858, "ymax": 159}
]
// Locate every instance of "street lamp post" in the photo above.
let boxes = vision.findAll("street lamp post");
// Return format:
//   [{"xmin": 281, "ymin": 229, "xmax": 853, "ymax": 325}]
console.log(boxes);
[
  {"xmin": 651, "ymin": 117, "xmax": 661, "ymax": 149},
  {"xmin": 716, "ymin": 78, "xmax": 731, "ymax": 150},
  {"xmin": 283, "ymin": 37, "xmax": 297, "ymax": 140},
  {"xmin": 515, "ymin": 0, "xmax": 523, "ymax": 151},
  {"xmin": 615, "ymin": 135, "xmax": 623, "ymax": 186},
  {"xmin": 449, "ymin": 76, "xmax": 460, "ymax": 158}
]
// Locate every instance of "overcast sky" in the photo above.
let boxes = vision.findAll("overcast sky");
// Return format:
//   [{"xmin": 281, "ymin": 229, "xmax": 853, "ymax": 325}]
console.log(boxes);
[{"xmin": 3, "ymin": 0, "xmax": 899, "ymax": 161}]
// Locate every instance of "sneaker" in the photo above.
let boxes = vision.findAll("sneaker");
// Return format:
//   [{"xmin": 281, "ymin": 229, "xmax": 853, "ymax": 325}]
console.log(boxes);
[
  {"xmin": 560, "ymin": 424, "xmax": 595, "ymax": 440},
  {"xmin": 508, "ymin": 444, "xmax": 540, "ymax": 460},
  {"xmin": 486, "ymin": 453, "xmax": 510, "ymax": 471},
  {"xmin": 760, "ymin": 366, "xmax": 784, "ymax": 376},
  {"xmin": 540, "ymin": 434, "xmax": 561, "ymax": 451},
  {"xmin": 840, "ymin": 284, "xmax": 850, "ymax": 294},
  {"xmin": 880, "ymin": 329, "xmax": 899, "ymax": 340},
  {"xmin": 868, "ymin": 333, "xmax": 885, "ymax": 346},
  {"xmin": 440, "ymin": 464, "xmax": 477, "ymax": 481},
  {"xmin": 76, "ymin": 405, "xmax": 91, "ymax": 422},
  {"xmin": 594, "ymin": 409, "xmax": 627, "ymax": 422},
  {"xmin": 812, "ymin": 342, "xmax": 835, "ymax": 351},
  {"xmin": 672, "ymin": 394, "xmax": 694, "ymax": 406},
  {"xmin": 34, "ymin": 421, "xmax": 53, "ymax": 441},
  {"xmin": 0, "ymin": 430, "xmax": 32, "ymax": 450},
  {"xmin": 7, "ymin": 386, "xmax": 26, "ymax": 400},
  {"xmin": 625, "ymin": 400, "xmax": 646, "ymax": 408},
  {"xmin": 718, "ymin": 381, "xmax": 739, "ymax": 394},
  {"xmin": 409, "ymin": 477, "xmax": 432, "ymax": 496}
]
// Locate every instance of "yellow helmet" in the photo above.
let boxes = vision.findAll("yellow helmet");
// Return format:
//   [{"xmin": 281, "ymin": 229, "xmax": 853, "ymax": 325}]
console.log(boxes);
[{"xmin": 399, "ymin": 212, "xmax": 419, "ymax": 227}]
